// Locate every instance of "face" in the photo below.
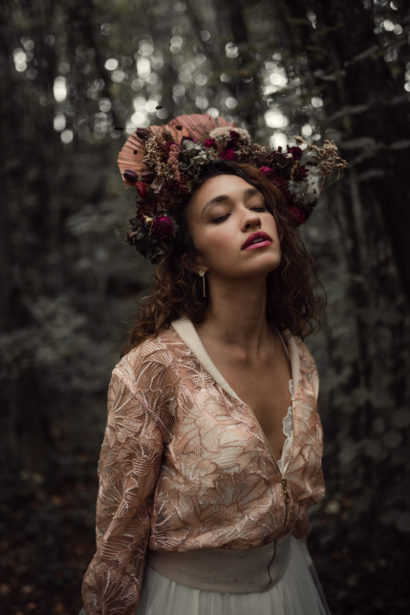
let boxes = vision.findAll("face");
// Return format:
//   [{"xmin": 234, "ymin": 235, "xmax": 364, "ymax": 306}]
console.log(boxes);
[{"xmin": 185, "ymin": 174, "xmax": 281, "ymax": 281}]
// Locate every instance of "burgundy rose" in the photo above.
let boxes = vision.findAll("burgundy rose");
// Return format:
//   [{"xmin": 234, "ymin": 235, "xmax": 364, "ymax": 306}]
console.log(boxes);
[
  {"xmin": 123, "ymin": 169, "xmax": 138, "ymax": 184},
  {"xmin": 152, "ymin": 215, "xmax": 174, "ymax": 238},
  {"xmin": 204, "ymin": 138, "xmax": 217, "ymax": 149},
  {"xmin": 288, "ymin": 206, "xmax": 307, "ymax": 226},
  {"xmin": 136, "ymin": 181, "xmax": 147, "ymax": 197},
  {"xmin": 219, "ymin": 148, "xmax": 235, "ymax": 160},
  {"xmin": 287, "ymin": 146, "xmax": 303, "ymax": 160}
]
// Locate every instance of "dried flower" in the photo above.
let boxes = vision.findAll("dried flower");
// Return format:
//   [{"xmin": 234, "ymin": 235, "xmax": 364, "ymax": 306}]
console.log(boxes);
[
  {"xmin": 292, "ymin": 165, "xmax": 308, "ymax": 181},
  {"xmin": 209, "ymin": 126, "xmax": 251, "ymax": 144},
  {"xmin": 272, "ymin": 177, "xmax": 293, "ymax": 204},
  {"xmin": 123, "ymin": 169, "xmax": 138, "ymax": 184},
  {"xmin": 120, "ymin": 116, "xmax": 347, "ymax": 261},
  {"xmin": 141, "ymin": 171, "xmax": 156, "ymax": 183}
]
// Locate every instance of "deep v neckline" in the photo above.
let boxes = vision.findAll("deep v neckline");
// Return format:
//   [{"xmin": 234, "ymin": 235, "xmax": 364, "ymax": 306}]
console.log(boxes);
[{"xmin": 171, "ymin": 317, "xmax": 300, "ymax": 473}]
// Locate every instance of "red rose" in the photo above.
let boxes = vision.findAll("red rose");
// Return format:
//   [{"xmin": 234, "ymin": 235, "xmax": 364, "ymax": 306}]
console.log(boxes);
[
  {"xmin": 152, "ymin": 215, "xmax": 174, "ymax": 238},
  {"xmin": 219, "ymin": 148, "xmax": 235, "ymax": 160},
  {"xmin": 204, "ymin": 138, "xmax": 217, "ymax": 149}
]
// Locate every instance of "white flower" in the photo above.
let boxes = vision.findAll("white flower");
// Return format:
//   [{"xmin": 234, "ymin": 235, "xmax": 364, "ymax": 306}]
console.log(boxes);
[{"xmin": 209, "ymin": 126, "xmax": 251, "ymax": 144}]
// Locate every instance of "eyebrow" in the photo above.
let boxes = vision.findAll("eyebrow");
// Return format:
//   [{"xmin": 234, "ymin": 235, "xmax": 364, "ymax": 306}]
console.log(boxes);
[{"xmin": 201, "ymin": 187, "xmax": 262, "ymax": 217}]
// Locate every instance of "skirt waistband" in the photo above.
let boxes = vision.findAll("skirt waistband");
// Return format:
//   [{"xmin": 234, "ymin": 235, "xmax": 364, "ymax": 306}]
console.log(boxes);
[{"xmin": 147, "ymin": 534, "xmax": 292, "ymax": 594}]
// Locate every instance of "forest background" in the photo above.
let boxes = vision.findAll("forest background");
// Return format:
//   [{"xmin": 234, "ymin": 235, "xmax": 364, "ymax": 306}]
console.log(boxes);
[{"xmin": 1, "ymin": 0, "xmax": 409, "ymax": 613}]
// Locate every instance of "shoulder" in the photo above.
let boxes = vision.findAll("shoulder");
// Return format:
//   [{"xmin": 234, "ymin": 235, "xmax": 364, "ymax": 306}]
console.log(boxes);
[
  {"xmin": 111, "ymin": 325, "xmax": 186, "ymax": 395},
  {"xmin": 298, "ymin": 338, "xmax": 319, "ymax": 400},
  {"xmin": 296, "ymin": 336, "xmax": 317, "ymax": 370},
  {"xmin": 285, "ymin": 331, "xmax": 319, "ymax": 399}
]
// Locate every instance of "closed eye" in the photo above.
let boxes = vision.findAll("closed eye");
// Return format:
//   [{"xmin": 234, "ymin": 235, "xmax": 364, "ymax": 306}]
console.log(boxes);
[{"xmin": 211, "ymin": 213, "xmax": 230, "ymax": 223}]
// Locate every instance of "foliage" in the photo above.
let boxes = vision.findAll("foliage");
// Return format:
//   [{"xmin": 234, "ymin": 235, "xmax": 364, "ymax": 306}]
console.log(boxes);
[{"xmin": 0, "ymin": 0, "xmax": 409, "ymax": 612}]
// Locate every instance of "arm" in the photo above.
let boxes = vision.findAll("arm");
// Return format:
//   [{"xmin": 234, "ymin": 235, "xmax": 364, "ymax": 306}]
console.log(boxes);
[{"xmin": 81, "ymin": 366, "xmax": 164, "ymax": 615}]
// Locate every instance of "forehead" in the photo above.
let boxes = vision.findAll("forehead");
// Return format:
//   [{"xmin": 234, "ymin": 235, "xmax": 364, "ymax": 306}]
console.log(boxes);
[{"xmin": 187, "ymin": 174, "xmax": 260, "ymax": 214}]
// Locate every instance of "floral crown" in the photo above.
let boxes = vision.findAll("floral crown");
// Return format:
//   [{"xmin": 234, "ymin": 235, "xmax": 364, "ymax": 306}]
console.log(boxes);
[{"xmin": 118, "ymin": 113, "xmax": 347, "ymax": 263}]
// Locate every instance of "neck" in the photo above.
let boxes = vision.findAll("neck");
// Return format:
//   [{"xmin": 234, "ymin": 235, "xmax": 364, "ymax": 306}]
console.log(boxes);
[{"xmin": 197, "ymin": 274, "xmax": 272, "ymax": 355}]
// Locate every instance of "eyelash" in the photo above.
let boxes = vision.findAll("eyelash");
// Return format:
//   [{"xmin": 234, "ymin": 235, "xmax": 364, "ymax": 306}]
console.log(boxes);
[{"xmin": 211, "ymin": 206, "xmax": 267, "ymax": 223}]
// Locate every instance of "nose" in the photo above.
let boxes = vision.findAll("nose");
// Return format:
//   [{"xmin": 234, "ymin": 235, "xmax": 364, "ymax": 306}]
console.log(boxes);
[{"xmin": 241, "ymin": 209, "xmax": 261, "ymax": 232}]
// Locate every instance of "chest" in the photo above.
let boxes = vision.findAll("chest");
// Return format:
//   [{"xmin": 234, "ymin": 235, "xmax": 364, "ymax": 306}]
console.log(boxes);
[{"xmin": 208, "ymin": 355, "xmax": 292, "ymax": 461}]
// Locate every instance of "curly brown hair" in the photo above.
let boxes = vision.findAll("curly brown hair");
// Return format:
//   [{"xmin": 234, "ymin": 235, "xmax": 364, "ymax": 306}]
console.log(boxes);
[{"xmin": 127, "ymin": 161, "xmax": 324, "ymax": 349}]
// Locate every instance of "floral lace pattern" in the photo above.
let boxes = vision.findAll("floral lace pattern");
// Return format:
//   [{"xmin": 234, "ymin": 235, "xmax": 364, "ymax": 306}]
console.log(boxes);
[
  {"xmin": 276, "ymin": 380, "xmax": 294, "ymax": 472},
  {"xmin": 81, "ymin": 324, "xmax": 325, "ymax": 615}
]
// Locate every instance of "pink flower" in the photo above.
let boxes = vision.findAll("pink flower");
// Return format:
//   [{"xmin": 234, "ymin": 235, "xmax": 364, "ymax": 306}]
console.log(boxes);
[
  {"xmin": 164, "ymin": 141, "xmax": 179, "ymax": 152},
  {"xmin": 258, "ymin": 166, "xmax": 275, "ymax": 178},
  {"xmin": 219, "ymin": 149, "xmax": 235, "ymax": 160},
  {"xmin": 152, "ymin": 215, "xmax": 174, "ymax": 238},
  {"xmin": 288, "ymin": 206, "xmax": 307, "ymax": 225}
]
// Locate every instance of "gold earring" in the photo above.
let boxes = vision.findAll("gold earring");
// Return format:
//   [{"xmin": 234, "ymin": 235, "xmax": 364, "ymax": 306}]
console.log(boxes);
[{"xmin": 199, "ymin": 270, "xmax": 207, "ymax": 299}]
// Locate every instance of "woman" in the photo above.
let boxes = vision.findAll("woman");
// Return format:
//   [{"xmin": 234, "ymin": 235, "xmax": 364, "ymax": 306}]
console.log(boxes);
[{"xmin": 80, "ymin": 114, "xmax": 346, "ymax": 614}]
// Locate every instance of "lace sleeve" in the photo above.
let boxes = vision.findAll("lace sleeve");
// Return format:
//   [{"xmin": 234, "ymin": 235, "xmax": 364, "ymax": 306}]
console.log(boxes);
[{"xmin": 81, "ymin": 368, "xmax": 164, "ymax": 615}]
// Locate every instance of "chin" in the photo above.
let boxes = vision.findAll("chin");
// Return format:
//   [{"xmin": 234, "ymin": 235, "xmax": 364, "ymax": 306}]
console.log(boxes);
[{"xmin": 254, "ymin": 252, "xmax": 281, "ymax": 273}]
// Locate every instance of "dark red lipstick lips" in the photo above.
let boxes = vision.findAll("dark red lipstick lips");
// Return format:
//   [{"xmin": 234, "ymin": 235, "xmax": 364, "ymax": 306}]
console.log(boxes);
[{"xmin": 242, "ymin": 231, "xmax": 272, "ymax": 250}]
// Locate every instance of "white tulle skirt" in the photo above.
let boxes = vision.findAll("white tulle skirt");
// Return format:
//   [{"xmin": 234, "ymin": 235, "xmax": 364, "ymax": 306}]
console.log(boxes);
[{"xmin": 135, "ymin": 537, "xmax": 331, "ymax": 615}]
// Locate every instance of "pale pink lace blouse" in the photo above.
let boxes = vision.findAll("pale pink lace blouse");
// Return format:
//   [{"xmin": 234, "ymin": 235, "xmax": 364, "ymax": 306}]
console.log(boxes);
[{"xmin": 81, "ymin": 317, "xmax": 325, "ymax": 615}]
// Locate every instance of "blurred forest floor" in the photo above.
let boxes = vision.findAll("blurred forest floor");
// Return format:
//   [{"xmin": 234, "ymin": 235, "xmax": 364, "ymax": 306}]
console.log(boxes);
[{"xmin": 0, "ymin": 411, "xmax": 102, "ymax": 614}]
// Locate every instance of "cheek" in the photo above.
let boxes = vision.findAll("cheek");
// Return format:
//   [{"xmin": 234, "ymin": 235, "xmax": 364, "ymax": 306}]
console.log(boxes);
[
  {"xmin": 268, "ymin": 216, "xmax": 280, "ymax": 243},
  {"xmin": 193, "ymin": 226, "xmax": 237, "ymax": 266}
]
